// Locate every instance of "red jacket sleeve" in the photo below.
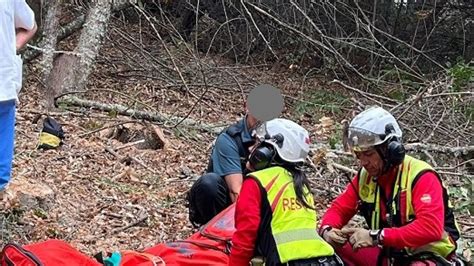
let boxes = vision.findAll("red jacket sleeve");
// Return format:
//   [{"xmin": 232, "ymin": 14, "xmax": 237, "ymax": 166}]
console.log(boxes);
[
  {"xmin": 383, "ymin": 171, "xmax": 445, "ymax": 249},
  {"xmin": 320, "ymin": 176, "xmax": 359, "ymax": 230},
  {"xmin": 229, "ymin": 178, "xmax": 261, "ymax": 266}
]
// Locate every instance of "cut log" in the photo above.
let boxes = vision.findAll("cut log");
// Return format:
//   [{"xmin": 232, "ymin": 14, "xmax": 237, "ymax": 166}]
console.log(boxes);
[
  {"xmin": 145, "ymin": 124, "xmax": 169, "ymax": 150},
  {"xmin": 3, "ymin": 176, "xmax": 55, "ymax": 211}
]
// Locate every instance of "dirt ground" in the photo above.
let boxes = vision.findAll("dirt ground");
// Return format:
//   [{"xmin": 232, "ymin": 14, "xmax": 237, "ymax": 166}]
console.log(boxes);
[{"xmin": 1, "ymin": 11, "xmax": 472, "ymax": 262}]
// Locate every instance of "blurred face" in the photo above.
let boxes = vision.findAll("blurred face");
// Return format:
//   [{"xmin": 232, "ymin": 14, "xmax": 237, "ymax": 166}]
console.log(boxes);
[{"xmin": 354, "ymin": 148, "xmax": 384, "ymax": 177}]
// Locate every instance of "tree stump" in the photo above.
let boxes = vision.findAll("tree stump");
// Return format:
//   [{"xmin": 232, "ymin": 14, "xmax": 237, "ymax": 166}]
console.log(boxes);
[{"xmin": 3, "ymin": 176, "xmax": 55, "ymax": 211}]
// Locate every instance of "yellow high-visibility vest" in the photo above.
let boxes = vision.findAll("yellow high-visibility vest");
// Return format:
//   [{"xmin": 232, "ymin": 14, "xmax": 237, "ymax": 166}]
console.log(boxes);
[
  {"xmin": 358, "ymin": 155, "xmax": 459, "ymax": 258},
  {"xmin": 249, "ymin": 166, "xmax": 334, "ymax": 264}
]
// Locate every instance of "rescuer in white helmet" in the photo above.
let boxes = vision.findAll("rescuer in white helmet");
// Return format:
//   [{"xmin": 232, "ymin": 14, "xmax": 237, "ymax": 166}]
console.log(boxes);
[
  {"xmin": 229, "ymin": 118, "xmax": 343, "ymax": 266},
  {"xmin": 319, "ymin": 106, "xmax": 462, "ymax": 265}
]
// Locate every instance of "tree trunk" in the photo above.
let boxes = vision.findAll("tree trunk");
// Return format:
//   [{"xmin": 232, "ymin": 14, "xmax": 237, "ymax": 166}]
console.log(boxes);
[
  {"xmin": 71, "ymin": 0, "xmax": 113, "ymax": 92},
  {"xmin": 48, "ymin": 0, "xmax": 113, "ymax": 96},
  {"xmin": 24, "ymin": 1, "xmax": 133, "ymax": 63},
  {"xmin": 39, "ymin": 0, "xmax": 61, "ymax": 109},
  {"xmin": 23, "ymin": 14, "xmax": 86, "ymax": 63}
]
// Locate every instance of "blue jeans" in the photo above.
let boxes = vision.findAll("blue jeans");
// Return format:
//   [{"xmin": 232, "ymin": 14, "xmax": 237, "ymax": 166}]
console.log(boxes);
[{"xmin": 0, "ymin": 100, "xmax": 16, "ymax": 190}]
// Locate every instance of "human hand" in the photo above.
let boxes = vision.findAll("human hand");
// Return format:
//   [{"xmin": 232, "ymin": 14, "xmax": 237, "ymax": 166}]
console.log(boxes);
[
  {"xmin": 229, "ymin": 191, "xmax": 239, "ymax": 202},
  {"xmin": 322, "ymin": 228, "xmax": 348, "ymax": 247},
  {"xmin": 224, "ymin": 174, "xmax": 243, "ymax": 203},
  {"xmin": 341, "ymin": 228, "xmax": 375, "ymax": 251}
]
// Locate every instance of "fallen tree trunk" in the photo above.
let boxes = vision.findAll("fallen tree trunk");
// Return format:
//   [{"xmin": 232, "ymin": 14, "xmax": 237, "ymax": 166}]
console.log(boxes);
[
  {"xmin": 58, "ymin": 96, "xmax": 474, "ymax": 158},
  {"xmin": 57, "ymin": 96, "xmax": 225, "ymax": 134},
  {"xmin": 404, "ymin": 143, "xmax": 474, "ymax": 157},
  {"xmin": 317, "ymin": 143, "xmax": 474, "ymax": 157}
]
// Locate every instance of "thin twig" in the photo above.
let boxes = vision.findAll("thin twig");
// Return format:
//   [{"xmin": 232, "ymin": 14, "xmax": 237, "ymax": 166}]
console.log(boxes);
[
  {"xmin": 240, "ymin": 0, "xmax": 278, "ymax": 59},
  {"xmin": 111, "ymin": 211, "xmax": 148, "ymax": 234},
  {"xmin": 330, "ymin": 79, "xmax": 398, "ymax": 104},
  {"xmin": 105, "ymin": 146, "xmax": 157, "ymax": 175},
  {"xmin": 132, "ymin": 4, "xmax": 191, "ymax": 93}
]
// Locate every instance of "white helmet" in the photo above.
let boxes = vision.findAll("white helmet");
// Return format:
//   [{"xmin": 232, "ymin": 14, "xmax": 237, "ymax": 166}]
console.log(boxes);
[
  {"xmin": 253, "ymin": 118, "xmax": 310, "ymax": 163},
  {"xmin": 348, "ymin": 106, "xmax": 402, "ymax": 152}
]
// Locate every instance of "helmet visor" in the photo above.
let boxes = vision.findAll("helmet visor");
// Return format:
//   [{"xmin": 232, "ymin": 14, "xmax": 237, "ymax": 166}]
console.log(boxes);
[{"xmin": 347, "ymin": 127, "xmax": 385, "ymax": 152}]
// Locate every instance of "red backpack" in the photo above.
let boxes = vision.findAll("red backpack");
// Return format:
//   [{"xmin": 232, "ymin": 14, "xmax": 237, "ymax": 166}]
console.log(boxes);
[
  {"xmin": 0, "ymin": 204, "xmax": 236, "ymax": 266},
  {"xmin": 0, "ymin": 240, "xmax": 100, "ymax": 266},
  {"xmin": 0, "ymin": 240, "xmax": 164, "ymax": 266},
  {"xmin": 145, "ymin": 203, "xmax": 236, "ymax": 265}
]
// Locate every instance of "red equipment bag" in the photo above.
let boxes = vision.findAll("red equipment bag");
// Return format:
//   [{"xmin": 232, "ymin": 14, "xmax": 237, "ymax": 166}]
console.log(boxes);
[
  {"xmin": 0, "ymin": 239, "xmax": 100, "ymax": 266},
  {"xmin": 0, "ymin": 240, "xmax": 164, "ymax": 266},
  {"xmin": 0, "ymin": 204, "xmax": 236, "ymax": 266},
  {"xmin": 145, "ymin": 203, "xmax": 236, "ymax": 265},
  {"xmin": 98, "ymin": 250, "xmax": 165, "ymax": 266}
]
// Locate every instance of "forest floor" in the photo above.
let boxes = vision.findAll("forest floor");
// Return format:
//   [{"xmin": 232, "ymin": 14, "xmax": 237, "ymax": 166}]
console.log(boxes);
[{"xmin": 1, "ymin": 10, "xmax": 472, "ymax": 262}]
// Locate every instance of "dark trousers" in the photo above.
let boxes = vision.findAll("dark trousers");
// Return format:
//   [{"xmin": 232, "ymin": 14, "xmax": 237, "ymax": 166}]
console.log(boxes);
[{"xmin": 187, "ymin": 173, "xmax": 231, "ymax": 227}]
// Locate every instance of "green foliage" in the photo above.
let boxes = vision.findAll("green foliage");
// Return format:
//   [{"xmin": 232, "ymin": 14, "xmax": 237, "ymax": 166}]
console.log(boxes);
[
  {"xmin": 388, "ymin": 88, "xmax": 407, "ymax": 102},
  {"xmin": 454, "ymin": 100, "xmax": 474, "ymax": 122},
  {"xmin": 82, "ymin": 120, "xmax": 103, "ymax": 130},
  {"xmin": 329, "ymin": 123, "xmax": 343, "ymax": 149},
  {"xmin": 329, "ymin": 135, "xmax": 338, "ymax": 149},
  {"xmin": 447, "ymin": 60, "xmax": 474, "ymax": 92},
  {"xmin": 282, "ymin": 37, "xmax": 307, "ymax": 65},
  {"xmin": 46, "ymin": 227, "xmax": 61, "ymax": 238},
  {"xmin": 293, "ymin": 90, "xmax": 350, "ymax": 122},
  {"xmin": 57, "ymin": 103, "xmax": 69, "ymax": 110},
  {"xmin": 379, "ymin": 67, "xmax": 422, "ymax": 85},
  {"xmin": 33, "ymin": 208, "xmax": 48, "ymax": 219},
  {"xmin": 447, "ymin": 176, "xmax": 472, "ymax": 215},
  {"xmin": 469, "ymin": 178, "xmax": 474, "ymax": 215},
  {"xmin": 108, "ymin": 108, "xmax": 119, "ymax": 118},
  {"xmin": 464, "ymin": 104, "xmax": 474, "ymax": 121}
]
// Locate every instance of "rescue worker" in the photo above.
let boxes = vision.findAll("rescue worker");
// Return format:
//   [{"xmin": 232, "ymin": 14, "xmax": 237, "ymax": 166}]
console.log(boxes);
[
  {"xmin": 319, "ymin": 106, "xmax": 461, "ymax": 265},
  {"xmin": 229, "ymin": 118, "xmax": 343, "ymax": 266},
  {"xmin": 187, "ymin": 84, "xmax": 284, "ymax": 227},
  {"xmin": 187, "ymin": 110, "xmax": 260, "ymax": 227}
]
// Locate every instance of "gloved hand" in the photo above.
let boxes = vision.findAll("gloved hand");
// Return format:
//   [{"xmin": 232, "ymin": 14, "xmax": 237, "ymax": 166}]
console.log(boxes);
[
  {"xmin": 341, "ymin": 227, "xmax": 374, "ymax": 251},
  {"xmin": 322, "ymin": 227, "xmax": 348, "ymax": 247},
  {"xmin": 103, "ymin": 252, "xmax": 121, "ymax": 266}
]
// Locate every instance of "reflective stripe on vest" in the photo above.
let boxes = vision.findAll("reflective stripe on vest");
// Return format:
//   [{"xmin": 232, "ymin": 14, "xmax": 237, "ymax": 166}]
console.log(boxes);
[
  {"xmin": 250, "ymin": 166, "xmax": 334, "ymax": 263},
  {"xmin": 358, "ymin": 155, "xmax": 456, "ymax": 258}
]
